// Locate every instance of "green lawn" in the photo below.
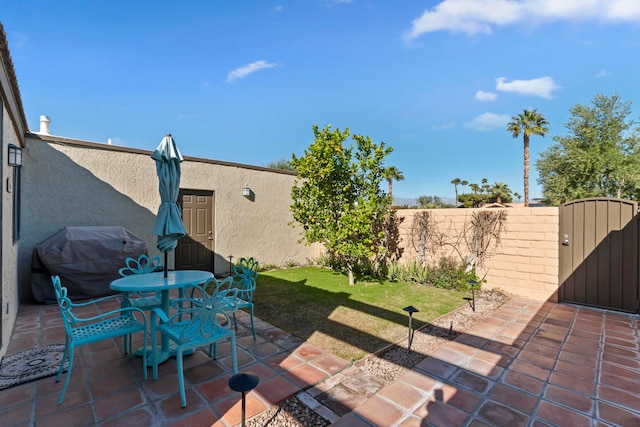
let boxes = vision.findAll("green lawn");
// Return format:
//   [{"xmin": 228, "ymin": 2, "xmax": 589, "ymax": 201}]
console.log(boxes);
[{"xmin": 253, "ymin": 266, "xmax": 468, "ymax": 361}]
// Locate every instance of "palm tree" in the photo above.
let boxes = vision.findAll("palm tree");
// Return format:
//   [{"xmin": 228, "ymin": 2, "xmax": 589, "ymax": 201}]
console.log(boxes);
[
  {"xmin": 461, "ymin": 180, "xmax": 468, "ymax": 195},
  {"xmin": 383, "ymin": 166, "xmax": 404, "ymax": 202},
  {"xmin": 507, "ymin": 109, "xmax": 549, "ymax": 207},
  {"xmin": 491, "ymin": 182, "xmax": 511, "ymax": 204},
  {"xmin": 451, "ymin": 178, "xmax": 461, "ymax": 206}
]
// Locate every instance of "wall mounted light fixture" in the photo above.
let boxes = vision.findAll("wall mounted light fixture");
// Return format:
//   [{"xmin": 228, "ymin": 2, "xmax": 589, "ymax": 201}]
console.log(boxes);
[
  {"xmin": 8, "ymin": 144, "xmax": 23, "ymax": 167},
  {"xmin": 242, "ymin": 185, "xmax": 251, "ymax": 197}
]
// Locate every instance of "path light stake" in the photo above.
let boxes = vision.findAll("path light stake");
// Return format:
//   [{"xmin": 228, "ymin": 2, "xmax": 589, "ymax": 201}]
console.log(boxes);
[
  {"xmin": 228, "ymin": 372, "xmax": 260, "ymax": 427},
  {"xmin": 228, "ymin": 255, "xmax": 234, "ymax": 276},
  {"xmin": 403, "ymin": 305, "xmax": 419, "ymax": 350},
  {"xmin": 468, "ymin": 280, "xmax": 477, "ymax": 312}
]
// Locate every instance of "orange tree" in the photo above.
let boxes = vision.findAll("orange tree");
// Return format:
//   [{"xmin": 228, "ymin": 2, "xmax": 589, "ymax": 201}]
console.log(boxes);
[{"xmin": 290, "ymin": 125, "xmax": 392, "ymax": 285}]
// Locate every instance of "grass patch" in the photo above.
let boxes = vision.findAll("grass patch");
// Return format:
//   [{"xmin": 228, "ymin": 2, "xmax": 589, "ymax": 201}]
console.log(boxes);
[{"xmin": 254, "ymin": 266, "xmax": 468, "ymax": 361}]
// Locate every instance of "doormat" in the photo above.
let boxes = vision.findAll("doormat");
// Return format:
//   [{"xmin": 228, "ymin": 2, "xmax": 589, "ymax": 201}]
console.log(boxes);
[{"xmin": 0, "ymin": 344, "xmax": 68, "ymax": 390}]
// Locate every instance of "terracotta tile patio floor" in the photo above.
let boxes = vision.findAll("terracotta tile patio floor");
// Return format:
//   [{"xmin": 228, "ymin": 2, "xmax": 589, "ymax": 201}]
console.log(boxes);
[{"xmin": 1, "ymin": 292, "xmax": 639, "ymax": 426}]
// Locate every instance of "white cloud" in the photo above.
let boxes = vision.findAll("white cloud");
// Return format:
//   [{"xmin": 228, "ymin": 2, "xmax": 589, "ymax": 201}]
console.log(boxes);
[
  {"xmin": 475, "ymin": 90, "xmax": 497, "ymax": 101},
  {"xmin": 404, "ymin": 0, "xmax": 640, "ymax": 40},
  {"xmin": 432, "ymin": 122, "xmax": 455, "ymax": 130},
  {"xmin": 465, "ymin": 112, "xmax": 510, "ymax": 131},
  {"xmin": 595, "ymin": 69, "xmax": 611, "ymax": 78},
  {"xmin": 274, "ymin": 5, "xmax": 283, "ymax": 12},
  {"xmin": 495, "ymin": 76, "xmax": 560, "ymax": 98},
  {"xmin": 225, "ymin": 60, "xmax": 278, "ymax": 83}
]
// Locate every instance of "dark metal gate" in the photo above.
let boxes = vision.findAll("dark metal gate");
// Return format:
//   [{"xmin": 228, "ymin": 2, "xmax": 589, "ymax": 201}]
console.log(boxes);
[{"xmin": 559, "ymin": 198, "xmax": 639, "ymax": 313}]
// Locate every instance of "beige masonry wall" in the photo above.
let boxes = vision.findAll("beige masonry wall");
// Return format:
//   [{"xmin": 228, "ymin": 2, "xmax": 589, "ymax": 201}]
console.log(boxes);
[
  {"xmin": 18, "ymin": 135, "xmax": 319, "ymax": 302},
  {"xmin": 395, "ymin": 207, "xmax": 560, "ymax": 301}
]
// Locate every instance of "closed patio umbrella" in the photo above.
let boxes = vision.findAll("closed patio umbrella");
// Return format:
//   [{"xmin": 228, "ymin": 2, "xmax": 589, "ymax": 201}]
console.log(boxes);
[{"xmin": 151, "ymin": 133, "xmax": 187, "ymax": 277}]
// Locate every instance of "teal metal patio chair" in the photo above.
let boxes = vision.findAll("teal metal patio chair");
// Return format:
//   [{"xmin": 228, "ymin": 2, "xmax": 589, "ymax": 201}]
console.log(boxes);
[
  {"xmin": 118, "ymin": 254, "xmax": 163, "ymax": 310},
  {"xmin": 51, "ymin": 275, "xmax": 148, "ymax": 404},
  {"xmin": 151, "ymin": 277, "xmax": 238, "ymax": 407},
  {"xmin": 118, "ymin": 254, "xmax": 164, "ymax": 353},
  {"xmin": 228, "ymin": 257, "xmax": 259, "ymax": 339}
]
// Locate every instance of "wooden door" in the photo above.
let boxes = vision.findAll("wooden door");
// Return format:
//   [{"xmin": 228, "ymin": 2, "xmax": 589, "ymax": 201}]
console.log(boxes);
[{"xmin": 176, "ymin": 190, "xmax": 214, "ymax": 272}]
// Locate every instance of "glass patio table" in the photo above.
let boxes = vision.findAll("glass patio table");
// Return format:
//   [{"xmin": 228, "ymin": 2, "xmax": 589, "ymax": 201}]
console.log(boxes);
[{"xmin": 110, "ymin": 269, "xmax": 214, "ymax": 364}]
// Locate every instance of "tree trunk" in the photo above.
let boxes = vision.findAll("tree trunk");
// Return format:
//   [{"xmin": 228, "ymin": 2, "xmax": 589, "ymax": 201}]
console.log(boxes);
[
  {"xmin": 524, "ymin": 134, "xmax": 530, "ymax": 207},
  {"xmin": 348, "ymin": 268, "xmax": 354, "ymax": 286},
  {"xmin": 388, "ymin": 180, "xmax": 393, "ymax": 201}
]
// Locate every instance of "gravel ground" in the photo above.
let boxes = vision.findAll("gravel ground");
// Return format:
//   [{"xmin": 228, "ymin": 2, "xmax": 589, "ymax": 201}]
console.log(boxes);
[{"xmin": 246, "ymin": 289, "xmax": 510, "ymax": 427}]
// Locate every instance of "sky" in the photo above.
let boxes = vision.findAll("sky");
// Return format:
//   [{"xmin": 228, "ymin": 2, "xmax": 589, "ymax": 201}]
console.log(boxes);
[{"xmin": 3, "ymin": 0, "xmax": 640, "ymax": 201}]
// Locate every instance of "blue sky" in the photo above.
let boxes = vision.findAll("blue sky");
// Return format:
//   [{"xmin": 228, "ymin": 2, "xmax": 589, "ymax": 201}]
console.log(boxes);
[{"xmin": 4, "ymin": 1, "xmax": 640, "ymax": 201}]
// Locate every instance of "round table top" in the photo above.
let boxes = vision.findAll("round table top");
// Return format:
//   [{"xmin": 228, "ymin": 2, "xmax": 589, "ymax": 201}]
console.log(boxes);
[{"xmin": 110, "ymin": 270, "xmax": 214, "ymax": 292}]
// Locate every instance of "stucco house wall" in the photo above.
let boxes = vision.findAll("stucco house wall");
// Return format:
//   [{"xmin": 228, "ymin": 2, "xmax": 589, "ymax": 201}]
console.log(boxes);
[
  {"xmin": 19, "ymin": 134, "xmax": 319, "ymax": 302},
  {"xmin": 1, "ymin": 20, "xmax": 28, "ymax": 357},
  {"xmin": 395, "ymin": 207, "xmax": 560, "ymax": 301},
  {"xmin": 1, "ymin": 104, "xmax": 23, "ymax": 353}
]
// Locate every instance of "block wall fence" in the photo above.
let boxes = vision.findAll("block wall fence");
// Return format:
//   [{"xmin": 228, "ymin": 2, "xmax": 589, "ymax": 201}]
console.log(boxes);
[{"xmin": 394, "ymin": 207, "xmax": 560, "ymax": 301}]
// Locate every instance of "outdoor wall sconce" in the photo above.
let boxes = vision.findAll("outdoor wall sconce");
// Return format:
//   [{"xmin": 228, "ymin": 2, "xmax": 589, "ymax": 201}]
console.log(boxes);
[
  {"xmin": 8, "ymin": 144, "xmax": 22, "ymax": 167},
  {"xmin": 242, "ymin": 185, "xmax": 251, "ymax": 197},
  {"xmin": 403, "ymin": 305, "xmax": 419, "ymax": 351}
]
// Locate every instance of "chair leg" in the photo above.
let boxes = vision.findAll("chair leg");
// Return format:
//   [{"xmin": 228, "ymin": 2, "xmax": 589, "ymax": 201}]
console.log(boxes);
[
  {"xmin": 230, "ymin": 335, "xmax": 238, "ymax": 374},
  {"xmin": 249, "ymin": 305, "xmax": 256, "ymax": 340},
  {"xmin": 57, "ymin": 345, "xmax": 75, "ymax": 405},
  {"xmin": 141, "ymin": 328, "xmax": 148, "ymax": 380},
  {"xmin": 151, "ymin": 321, "xmax": 159, "ymax": 380},
  {"xmin": 176, "ymin": 349, "xmax": 187, "ymax": 408},
  {"xmin": 56, "ymin": 340, "xmax": 70, "ymax": 383},
  {"xmin": 232, "ymin": 312, "xmax": 238, "ymax": 330},
  {"xmin": 209, "ymin": 342, "xmax": 217, "ymax": 358}
]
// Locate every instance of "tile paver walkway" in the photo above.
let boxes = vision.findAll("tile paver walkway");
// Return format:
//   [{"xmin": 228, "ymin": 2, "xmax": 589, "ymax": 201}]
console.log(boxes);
[{"xmin": 1, "ymin": 292, "xmax": 638, "ymax": 426}]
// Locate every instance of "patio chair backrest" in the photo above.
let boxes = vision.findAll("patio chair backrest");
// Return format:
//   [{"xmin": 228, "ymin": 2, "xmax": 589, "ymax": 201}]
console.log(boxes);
[
  {"xmin": 52, "ymin": 275, "xmax": 77, "ymax": 333},
  {"xmin": 164, "ymin": 277, "xmax": 238, "ymax": 344},
  {"xmin": 118, "ymin": 254, "xmax": 163, "ymax": 276},
  {"xmin": 231, "ymin": 257, "xmax": 258, "ymax": 302}
]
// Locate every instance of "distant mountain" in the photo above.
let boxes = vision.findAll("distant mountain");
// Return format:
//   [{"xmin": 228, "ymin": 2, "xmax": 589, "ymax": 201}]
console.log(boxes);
[{"xmin": 392, "ymin": 197, "xmax": 418, "ymax": 207}]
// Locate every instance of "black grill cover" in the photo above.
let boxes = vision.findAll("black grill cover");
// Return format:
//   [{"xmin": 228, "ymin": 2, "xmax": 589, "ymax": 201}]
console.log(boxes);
[{"xmin": 31, "ymin": 226, "xmax": 148, "ymax": 303}]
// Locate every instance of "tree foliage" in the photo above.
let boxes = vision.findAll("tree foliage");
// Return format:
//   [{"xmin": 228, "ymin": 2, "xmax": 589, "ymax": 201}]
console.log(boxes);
[
  {"xmin": 290, "ymin": 125, "xmax": 393, "ymax": 285},
  {"xmin": 536, "ymin": 94, "xmax": 640, "ymax": 205},
  {"xmin": 457, "ymin": 179, "xmax": 514, "ymax": 207},
  {"xmin": 266, "ymin": 156, "xmax": 295, "ymax": 171},
  {"xmin": 416, "ymin": 195, "xmax": 453, "ymax": 208}
]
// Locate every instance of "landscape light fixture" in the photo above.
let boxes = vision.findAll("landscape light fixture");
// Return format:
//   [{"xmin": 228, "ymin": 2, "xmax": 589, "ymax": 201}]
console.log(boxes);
[
  {"xmin": 8, "ymin": 144, "xmax": 22, "ymax": 167},
  {"xmin": 228, "ymin": 372, "xmax": 260, "ymax": 427},
  {"xmin": 403, "ymin": 305, "xmax": 419, "ymax": 350},
  {"xmin": 468, "ymin": 280, "xmax": 478, "ymax": 312},
  {"xmin": 242, "ymin": 185, "xmax": 251, "ymax": 197}
]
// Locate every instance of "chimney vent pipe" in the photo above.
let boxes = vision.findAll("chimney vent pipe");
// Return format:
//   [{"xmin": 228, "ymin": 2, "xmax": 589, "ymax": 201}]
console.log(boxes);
[{"xmin": 39, "ymin": 115, "xmax": 51, "ymax": 135}]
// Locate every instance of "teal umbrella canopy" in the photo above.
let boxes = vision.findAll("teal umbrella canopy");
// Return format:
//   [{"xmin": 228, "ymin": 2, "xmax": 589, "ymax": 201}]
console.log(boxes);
[{"xmin": 151, "ymin": 134, "xmax": 187, "ymax": 255}]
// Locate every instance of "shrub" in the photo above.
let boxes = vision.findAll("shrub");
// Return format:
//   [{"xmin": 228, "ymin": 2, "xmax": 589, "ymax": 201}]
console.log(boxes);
[{"xmin": 386, "ymin": 258, "xmax": 480, "ymax": 291}]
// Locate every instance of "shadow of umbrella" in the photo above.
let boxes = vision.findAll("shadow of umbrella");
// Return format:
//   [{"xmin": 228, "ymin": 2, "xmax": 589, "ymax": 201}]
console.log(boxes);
[{"xmin": 151, "ymin": 133, "xmax": 187, "ymax": 277}]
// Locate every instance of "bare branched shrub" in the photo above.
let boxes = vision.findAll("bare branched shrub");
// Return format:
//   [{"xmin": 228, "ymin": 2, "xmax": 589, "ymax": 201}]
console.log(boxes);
[
  {"xmin": 463, "ymin": 210, "xmax": 507, "ymax": 270},
  {"xmin": 383, "ymin": 213, "xmax": 404, "ymax": 262}
]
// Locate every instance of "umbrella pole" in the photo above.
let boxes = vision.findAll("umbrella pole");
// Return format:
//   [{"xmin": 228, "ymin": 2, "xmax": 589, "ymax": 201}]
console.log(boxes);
[{"xmin": 164, "ymin": 252, "xmax": 168, "ymax": 278}]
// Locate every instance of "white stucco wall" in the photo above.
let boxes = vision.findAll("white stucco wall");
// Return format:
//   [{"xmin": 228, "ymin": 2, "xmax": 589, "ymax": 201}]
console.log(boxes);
[
  {"xmin": 1, "ymin": 104, "xmax": 21, "ymax": 355},
  {"xmin": 18, "ymin": 135, "xmax": 318, "ymax": 301}
]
